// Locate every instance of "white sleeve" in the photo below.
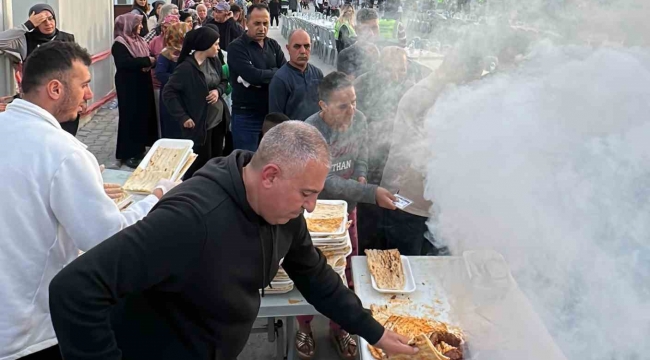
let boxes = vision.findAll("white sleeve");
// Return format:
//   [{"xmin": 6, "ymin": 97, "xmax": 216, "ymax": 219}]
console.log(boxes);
[{"xmin": 49, "ymin": 149, "xmax": 159, "ymax": 252}]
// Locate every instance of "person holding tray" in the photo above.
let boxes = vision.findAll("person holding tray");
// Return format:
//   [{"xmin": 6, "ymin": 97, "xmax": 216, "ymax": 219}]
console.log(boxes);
[{"xmin": 0, "ymin": 42, "xmax": 177, "ymax": 360}]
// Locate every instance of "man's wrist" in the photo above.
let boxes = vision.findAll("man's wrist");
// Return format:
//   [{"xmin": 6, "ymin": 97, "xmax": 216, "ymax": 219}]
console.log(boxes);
[{"xmin": 153, "ymin": 188, "xmax": 164, "ymax": 199}]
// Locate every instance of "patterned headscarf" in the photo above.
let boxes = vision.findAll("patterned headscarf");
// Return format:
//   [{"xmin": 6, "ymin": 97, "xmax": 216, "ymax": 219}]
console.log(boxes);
[
  {"xmin": 161, "ymin": 22, "xmax": 190, "ymax": 62},
  {"xmin": 162, "ymin": 14, "xmax": 181, "ymax": 30},
  {"xmin": 114, "ymin": 13, "xmax": 150, "ymax": 58},
  {"xmin": 159, "ymin": 4, "xmax": 180, "ymax": 25}
]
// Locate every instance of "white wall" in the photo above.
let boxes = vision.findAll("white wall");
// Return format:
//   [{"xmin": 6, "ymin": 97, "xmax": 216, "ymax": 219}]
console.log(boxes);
[{"xmin": 57, "ymin": 0, "xmax": 115, "ymax": 104}]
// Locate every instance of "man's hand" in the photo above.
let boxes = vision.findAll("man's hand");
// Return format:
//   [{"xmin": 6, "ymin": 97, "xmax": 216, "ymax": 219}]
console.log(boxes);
[
  {"xmin": 375, "ymin": 187, "xmax": 397, "ymax": 210},
  {"xmin": 373, "ymin": 330, "xmax": 419, "ymax": 357},
  {"xmin": 183, "ymin": 119, "xmax": 195, "ymax": 128},
  {"xmin": 357, "ymin": 176, "xmax": 367, "ymax": 185},
  {"xmin": 153, "ymin": 179, "xmax": 181, "ymax": 199},
  {"xmin": 0, "ymin": 95, "xmax": 14, "ymax": 112},
  {"xmin": 29, "ymin": 11, "xmax": 49, "ymax": 28},
  {"xmin": 206, "ymin": 89, "xmax": 220, "ymax": 104},
  {"xmin": 103, "ymin": 183, "xmax": 125, "ymax": 200}
]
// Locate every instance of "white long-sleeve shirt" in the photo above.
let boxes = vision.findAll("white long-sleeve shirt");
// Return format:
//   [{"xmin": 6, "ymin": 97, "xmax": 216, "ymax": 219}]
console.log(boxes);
[{"xmin": 0, "ymin": 99, "xmax": 158, "ymax": 359}]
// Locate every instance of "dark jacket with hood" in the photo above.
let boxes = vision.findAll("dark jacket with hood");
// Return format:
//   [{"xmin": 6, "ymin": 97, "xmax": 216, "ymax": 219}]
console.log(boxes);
[
  {"xmin": 208, "ymin": 17, "xmax": 243, "ymax": 51},
  {"xmin": 49, "ymin": 151, "xmax": 385, "ymax": 360},
  {"xmin": 163, "ymin": 55, "xmax": 230, "ymax": 147}
]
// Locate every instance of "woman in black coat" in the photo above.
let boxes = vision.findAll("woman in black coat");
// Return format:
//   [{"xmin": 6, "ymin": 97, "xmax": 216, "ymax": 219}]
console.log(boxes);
[
  {"xmin": 163, "ymin": 27, "xmax": 230, "ymax": 179},
  {"xmin": 112, "ymin": 13, "xmax": 159, "ymax": 168}
]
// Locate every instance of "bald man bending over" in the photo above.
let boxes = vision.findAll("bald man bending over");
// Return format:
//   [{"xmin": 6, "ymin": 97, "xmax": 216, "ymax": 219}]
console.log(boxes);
[
  {"xmin": 269, "ymin": 29, "xmax": 324, "ymax": 121},
  {"xmin": 49, "ymin": 121, "xmax": 419, "ymax": 360}
]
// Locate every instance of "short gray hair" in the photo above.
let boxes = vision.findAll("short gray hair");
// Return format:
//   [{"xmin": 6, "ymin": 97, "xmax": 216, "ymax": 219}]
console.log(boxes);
[
  {"xmin": 288, "ymin": 29, "xmax": 309, "ymax": 43},
  {"xmin": 251, "ymin": 121, "xmax": 330, "ymax": 175},
  {"xmin": 356, "ymin": 8, "xmax": 378, "ymax": 24}
]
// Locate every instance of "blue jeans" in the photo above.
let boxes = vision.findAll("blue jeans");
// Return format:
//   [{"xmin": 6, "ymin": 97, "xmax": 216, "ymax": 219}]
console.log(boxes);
[{"xmin": 231, "ymin": 112, "xmax": 264, "ymax": 151}]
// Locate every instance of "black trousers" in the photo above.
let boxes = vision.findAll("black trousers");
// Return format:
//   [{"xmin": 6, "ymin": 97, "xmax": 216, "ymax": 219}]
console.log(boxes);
[
  {"xmin": 381, "ymin": 208, "xmax": 438, "ymax": 256},
  {"xmin": 21, "ymin": 345, "xmax": 63, "ymax": 360},
  {"xmin": 184, "ymin": 120, "xmax": 227, "ymax": 180},
  {"xmin": 271, "ymin": 13, "xmax": 280, "ymax": 26}
]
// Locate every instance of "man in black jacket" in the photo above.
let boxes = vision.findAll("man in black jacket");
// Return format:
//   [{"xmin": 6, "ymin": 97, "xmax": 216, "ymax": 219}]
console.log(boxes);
[
  {"xmin": 49, "ymin": 121, "xmax": 418, "ymax": 360},
  {"xmin": 227, "ymin": 3, "xmax": 286, "ymax": 152}
]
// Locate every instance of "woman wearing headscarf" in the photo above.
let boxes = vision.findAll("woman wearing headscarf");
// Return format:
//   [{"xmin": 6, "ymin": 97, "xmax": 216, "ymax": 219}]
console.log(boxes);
[
  {"xmin": 179, "ymin": 10, "xmax": 196, "ymax": 29},
  {"xmin": 163, "ymin": 27, "xmax": 230, "ymax": 178},
  {"xmin": 144, "ymin": 4, "xmax": 180, "ymax": 42},
  {"xmin": 149, "ymin": 14, "xmax": 180, "ymax": 57},
  {"xmin": 131, "ymin": 0, "xmax": 152, "ymax": 37},
  {"xmin": 112, "ymin": 13, "xmax": 159, "ymax": 168},
  {"xmin": 155, "ymin": 22, "xmax": 190, "ymax": 139},
  {"xmin": 147, "ymin": 1, "xmax": 166, "ymax": 32},
  {"xmin": 0, "ymin": 4, "xmax": 79, "ymax": 135}
]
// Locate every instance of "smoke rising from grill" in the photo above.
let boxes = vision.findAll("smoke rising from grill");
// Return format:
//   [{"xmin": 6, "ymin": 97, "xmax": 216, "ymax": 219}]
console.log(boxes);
[{"xmin": 421, "ymin": 16, "xmax": 650, "ymax": 360}]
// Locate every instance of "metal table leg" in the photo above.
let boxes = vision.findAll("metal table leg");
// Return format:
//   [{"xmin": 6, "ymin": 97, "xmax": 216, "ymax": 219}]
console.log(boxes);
[
  {"xmin": 286, "ymin": 316, "xmax": 296, "ymax": 360},
  {"xmin": 275, "ymin": 318, "xmax": 284, "ymax": 360}
]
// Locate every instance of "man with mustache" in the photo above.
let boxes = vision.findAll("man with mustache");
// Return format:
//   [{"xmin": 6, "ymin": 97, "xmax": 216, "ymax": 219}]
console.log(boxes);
[
  {"xmin": 0, "ymin": 42, "xmax": 175, "ymax": 360},
  {"xmin": 269, "ymin": 29, "xmax": 323, "ymax": 121},
  {"xmin": 227, "ymin": 3, "xmax": 286, "ymax": 151}
]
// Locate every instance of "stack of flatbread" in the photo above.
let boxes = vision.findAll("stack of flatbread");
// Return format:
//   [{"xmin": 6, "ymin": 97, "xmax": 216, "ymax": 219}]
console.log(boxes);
[
  {"xmin": 365, "ymin": 249, "xmax": 405, "ymax": 290},
  {"xmin": 262, "ymin": 267, "xmax": 294, "ymax": 294},
  {"xmin": 305, "ymin": 203, "xmax": 346, "ymax": 234},
  {"xmin": 368, "ymin": 305, "xmax": 465, "ymax": 360},
  {"xmin": 123, "ymin": 146, "xmax": 197, "ymax": 193}
]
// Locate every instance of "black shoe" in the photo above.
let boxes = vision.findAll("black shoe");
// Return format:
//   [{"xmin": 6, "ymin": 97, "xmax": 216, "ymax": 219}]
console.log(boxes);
[{"xmin": 124, "ymin": 158, "xmax": 141, "ymax": 169}]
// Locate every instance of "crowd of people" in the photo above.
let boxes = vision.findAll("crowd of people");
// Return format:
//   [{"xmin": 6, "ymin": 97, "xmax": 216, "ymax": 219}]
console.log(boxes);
[{"xmin": 0, "ymin": 1, "xmax": 510, "ymax": 360}]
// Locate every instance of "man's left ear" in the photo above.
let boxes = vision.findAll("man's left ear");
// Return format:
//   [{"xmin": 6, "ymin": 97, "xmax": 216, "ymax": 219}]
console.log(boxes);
[
  {"xmin": 260, "ymin": 164, "xmax": 281, "ymax": 188},
  {"xmin": 46, "ymin": 79, "xmax": 64, "ymax": 101}
]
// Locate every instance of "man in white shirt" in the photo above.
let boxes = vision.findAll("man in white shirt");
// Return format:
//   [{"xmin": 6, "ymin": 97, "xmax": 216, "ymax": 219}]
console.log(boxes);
[{"xmin": 0, "ymin": 42, "xmax": 174, "ymax": 360}]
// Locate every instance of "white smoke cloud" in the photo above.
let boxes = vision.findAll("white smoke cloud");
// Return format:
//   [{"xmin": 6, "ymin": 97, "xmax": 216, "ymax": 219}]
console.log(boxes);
[{"xmin": 423, "ymin": 42, "xmax": 650, "ymax": 360}]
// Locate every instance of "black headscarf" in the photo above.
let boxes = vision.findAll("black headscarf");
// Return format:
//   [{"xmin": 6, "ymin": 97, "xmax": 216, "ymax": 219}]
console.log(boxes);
[
  {"xmin": 203, "ymin": 24, "xmax": 225, "ymax": 64},
  {"xmin": 177, "ymin": 27, "xmax": 220, "ymax": 64},
  {"xmin": 149, "ymin": 1, "xmax": 166, "ymax": 19},
  {"xmin": 26, "ymin": 4, "xmax": 58, "ymax": 56},
  {"xmin": 179, "ymin": 10, "xmax": 193, "ymax": 23}
]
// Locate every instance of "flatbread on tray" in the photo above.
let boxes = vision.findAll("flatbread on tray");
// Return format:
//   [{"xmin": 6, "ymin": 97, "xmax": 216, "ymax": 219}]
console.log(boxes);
[
  {"xmin": 123, "ymin": 147, "xmax": 189, "ymax": 193},
  {"xmin": 368, "ymin": 306, "xmax": 465, "ymax": 360},
  {"xmin": 389, "ymin": 334, "xmax": 449, "ymax": 360},
  {"xmin": 366, "ymin": 249, "xmax": 405, "ymax": 290}
]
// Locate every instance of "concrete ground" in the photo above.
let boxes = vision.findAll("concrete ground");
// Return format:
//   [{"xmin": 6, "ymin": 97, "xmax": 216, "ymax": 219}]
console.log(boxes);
[{"xmin": 78, "ymin": 14, "xmax": 349, "ymax": 360}]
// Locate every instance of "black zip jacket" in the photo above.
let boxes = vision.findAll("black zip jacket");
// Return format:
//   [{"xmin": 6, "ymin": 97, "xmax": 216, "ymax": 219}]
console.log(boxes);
[
  {"xmin": 227, "ymin": 33, "xmax": 286, "ymax": 115},
  {"xmin": 208, "ymin": 18, "xmax": 243, "ymax": 52},
  {"xmin": 49, "ymin": 151, "xmax": 385, "ymax": 360},
  {"xmin": 163, "ymin": 56, "xmax": 229, "ymax": 146}
]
